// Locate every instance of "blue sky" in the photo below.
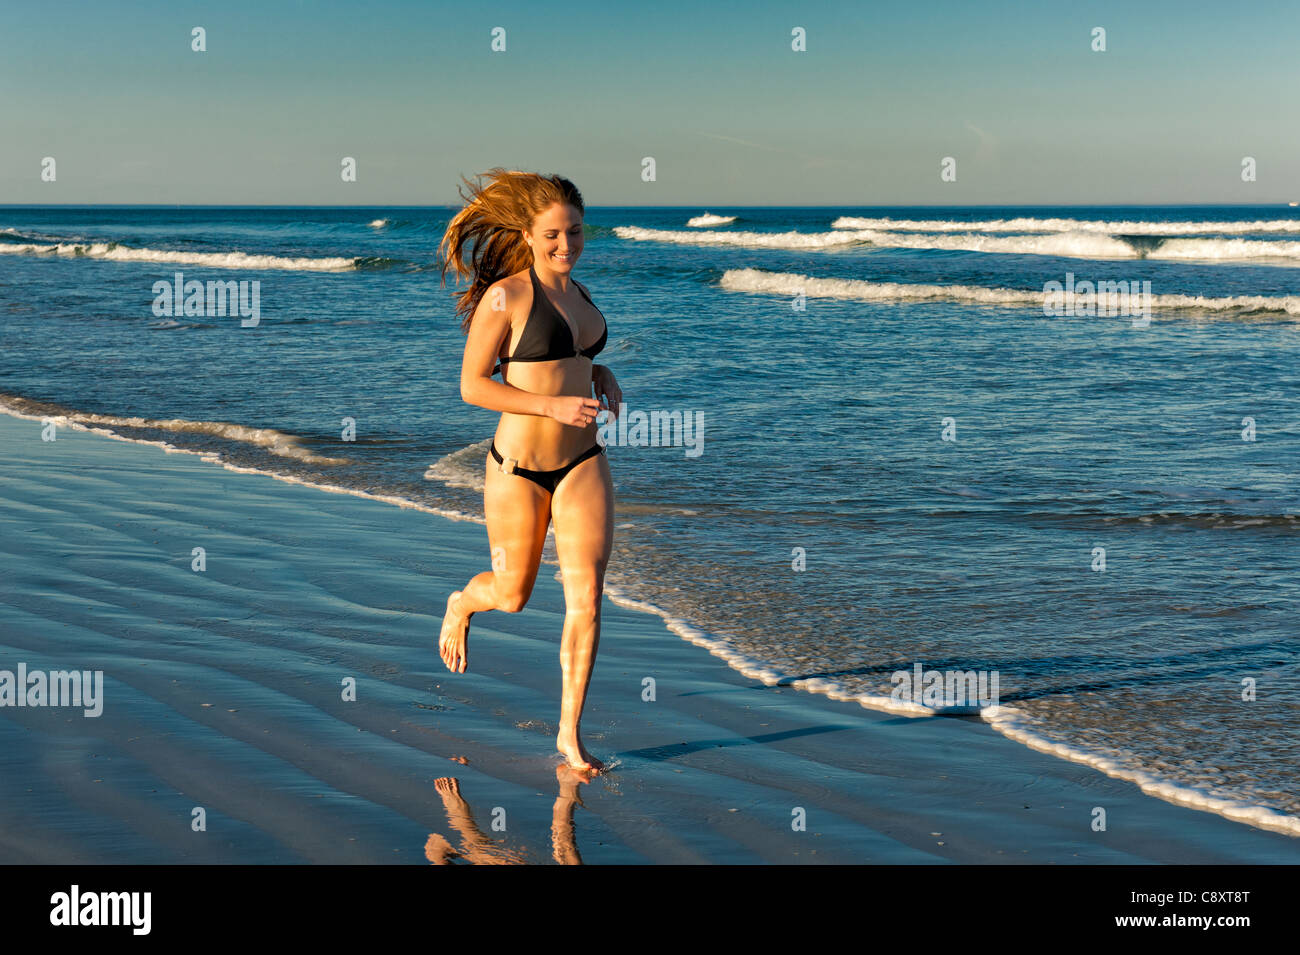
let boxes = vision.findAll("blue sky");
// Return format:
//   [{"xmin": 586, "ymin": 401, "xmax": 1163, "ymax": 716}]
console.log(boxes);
[{"xmin": 1, "ymin": 0, "xmax": 1297, "ymax": 205}]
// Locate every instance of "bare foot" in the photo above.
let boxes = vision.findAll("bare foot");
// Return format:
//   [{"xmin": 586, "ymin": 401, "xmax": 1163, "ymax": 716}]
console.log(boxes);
[
  {"xmin": 439, "ymin": 591, "xmax": 471, "ymax": 673},
  {"xmin": 557, "ymin": 732, "xmax": 605, "ymax": 772}
]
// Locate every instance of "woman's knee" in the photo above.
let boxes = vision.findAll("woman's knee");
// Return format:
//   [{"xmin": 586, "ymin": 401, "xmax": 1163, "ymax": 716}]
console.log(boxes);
[
  {"xmin": 562, "ymin": 573, "xmax": 605, "ymax": 619},
  {"xmin": 493, "ymin": 577, "xmax": 533, "ymax": 613}
]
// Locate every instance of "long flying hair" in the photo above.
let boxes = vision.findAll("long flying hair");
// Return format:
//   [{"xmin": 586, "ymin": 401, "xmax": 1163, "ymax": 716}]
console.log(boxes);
[{"xmin": 438, "ymin": 168, "xmax": 585, "ymax": 332}]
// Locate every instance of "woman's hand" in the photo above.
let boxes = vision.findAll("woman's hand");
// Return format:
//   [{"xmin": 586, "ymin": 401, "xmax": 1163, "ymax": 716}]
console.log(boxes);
[
  {"xmin": 548, "ymin": 394, "xmax": 603, "ymax": 427},
  {"xmin": 592, "ymin": 364, "xmax": 623, "ymax": 421}
]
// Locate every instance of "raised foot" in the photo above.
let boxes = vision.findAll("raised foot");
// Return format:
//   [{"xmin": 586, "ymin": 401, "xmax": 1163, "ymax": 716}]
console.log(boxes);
[
  {"xmin": 439, "ymin": 591, "xmax": 471, "ymax": 673},
  {"xmin": 557, "ymin": 734, "xmax": 605, "ymax": 773}
]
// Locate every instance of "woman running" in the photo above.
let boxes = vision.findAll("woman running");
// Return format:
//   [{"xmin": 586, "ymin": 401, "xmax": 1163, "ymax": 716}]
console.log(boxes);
[{"xmin": 437, "ymin": 169, "xmax": 622, "ymax": 772}]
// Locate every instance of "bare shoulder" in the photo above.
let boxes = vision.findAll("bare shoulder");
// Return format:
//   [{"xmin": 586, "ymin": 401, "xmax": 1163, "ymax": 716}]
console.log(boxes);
[
  {"xmin": 478, "ymin": 271, "xmax": 529, "ymax": 320},
  {"xmin": 491, "ymin": 269, "xmax": 529, "ymax": 295}
]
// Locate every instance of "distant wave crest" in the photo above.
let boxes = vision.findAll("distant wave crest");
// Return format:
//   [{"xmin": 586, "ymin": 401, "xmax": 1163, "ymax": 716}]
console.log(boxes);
[
  {"xmin": 614, "ymin": 225, "xmax": 869, "ymax": 249},
  {"xmin": 0, "ymin": 228, "xmax": 366, "ymax": 271},
  {"xmin": 686, "ymin": 213, "xmax": 738, "ymax": 227},
  {"xmin": 719, "ymin": 268, "xmax": 1300, "ymax": 317},
  {"xmin": 618, "ymin": 223, "xmax": 1300, "ymax": 261},
  {"xmin": 832, "ymin": 215, "xmax": 1300, "ymax": 235},
  {"xmin": 853, "ymin": 228, "xmax": 1137, "ymax": 258},
  {"xmin": 615, "ymin": 224, "xmax": 1133, "ymax": 257}
]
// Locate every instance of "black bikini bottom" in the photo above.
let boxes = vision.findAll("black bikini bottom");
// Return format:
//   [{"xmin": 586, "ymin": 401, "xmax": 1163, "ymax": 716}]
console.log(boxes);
[{"xmin": 490, "ymin": 441, "xmax": 604, "ymax": 494}]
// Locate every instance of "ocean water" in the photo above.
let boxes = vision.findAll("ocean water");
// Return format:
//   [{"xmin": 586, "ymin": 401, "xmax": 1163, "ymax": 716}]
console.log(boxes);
[{"xmin": 1, "ymin": 204, "xmax": 1297, "ymax": 835}]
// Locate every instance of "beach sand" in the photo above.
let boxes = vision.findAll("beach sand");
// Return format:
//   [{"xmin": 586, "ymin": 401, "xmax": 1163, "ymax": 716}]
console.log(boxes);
[{"xmin": 0, "ymin": 411, "xmax": 1296, "ymax": 864}]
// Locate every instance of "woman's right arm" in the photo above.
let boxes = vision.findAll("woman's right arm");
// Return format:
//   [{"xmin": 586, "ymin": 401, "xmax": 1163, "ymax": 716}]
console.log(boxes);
[{"xmin": 459, "ymin": 280, "xmax": 555, "ymax": 417}]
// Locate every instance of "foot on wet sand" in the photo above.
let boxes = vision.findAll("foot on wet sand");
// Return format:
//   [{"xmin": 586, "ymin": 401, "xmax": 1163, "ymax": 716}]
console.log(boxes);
[
  {"xmin": 557, "ymin": 733, "xmax": 604, "ymax": 773},
  {"xmin": 439, "ymin": 591, "xmax": 471, "ymax": 673}
]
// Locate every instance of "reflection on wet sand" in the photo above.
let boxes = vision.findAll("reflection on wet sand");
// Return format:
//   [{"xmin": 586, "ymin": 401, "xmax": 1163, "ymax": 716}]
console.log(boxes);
[
  {"xmin": 424, "ymin": 767, "xmax": 594, "ymax": 865},
  {"xmin": 550, "ymin": 766, "xmax": 587, "ymax": 865}
]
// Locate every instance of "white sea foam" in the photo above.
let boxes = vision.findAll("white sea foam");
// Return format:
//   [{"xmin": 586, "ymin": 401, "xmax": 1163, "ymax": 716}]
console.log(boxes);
[
  {"xmin": 1148, "ymin": 236, "xmax": 1300, "ymax": 260},
  {"xmin": 0, "ymin": 241, "xmax": 357, "ymax": 271},
  {"xmin": 423, "ymin": 438, "xmax": 493, "ymax": 490},
  {"xmin": 832, "ymin": 215, "xmax": 1300, "ymax": 235},
  {"xmin": 719, "ymin": 267, "xmax": 1300, "ymax": 317},
  {"xmin": 686, "ymin": 213, "xmax": 737, "ymax": 227}
]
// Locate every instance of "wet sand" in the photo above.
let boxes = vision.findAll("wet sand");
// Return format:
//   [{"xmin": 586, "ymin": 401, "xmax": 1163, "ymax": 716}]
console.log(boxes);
[{"xmin": 1, "ymin": 411, "xmax": 1296, "ymax": 864}]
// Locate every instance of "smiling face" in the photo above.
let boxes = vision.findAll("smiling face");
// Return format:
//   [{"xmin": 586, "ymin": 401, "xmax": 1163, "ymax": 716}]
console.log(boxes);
[{"xmin": 524, "ymin": 202, "xmax": 584, "ymax": 272}]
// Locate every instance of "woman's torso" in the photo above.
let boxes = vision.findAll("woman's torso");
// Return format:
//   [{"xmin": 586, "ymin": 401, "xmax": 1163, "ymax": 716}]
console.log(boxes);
[{"xmin": 492, "ymin": 265, "xmax": 606, "ymax": 469}]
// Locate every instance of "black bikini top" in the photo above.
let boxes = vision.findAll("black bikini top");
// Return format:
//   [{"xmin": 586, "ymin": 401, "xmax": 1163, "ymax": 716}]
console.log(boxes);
[{"xmin": 493, "ymin": 266, "xmax": 607, "ymax": 376}]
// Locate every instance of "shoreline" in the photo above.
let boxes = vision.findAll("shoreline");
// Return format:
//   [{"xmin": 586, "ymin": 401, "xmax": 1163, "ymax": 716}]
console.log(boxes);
[{"xmin": 1, "ymin": 409, "xmax": 1297, "ymax": 863}]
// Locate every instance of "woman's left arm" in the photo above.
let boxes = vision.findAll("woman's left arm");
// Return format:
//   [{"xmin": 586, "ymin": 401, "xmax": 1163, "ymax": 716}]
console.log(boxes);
[{"xmin": 592, "ymin": 364, "xmax": 622, "ymax": 420}]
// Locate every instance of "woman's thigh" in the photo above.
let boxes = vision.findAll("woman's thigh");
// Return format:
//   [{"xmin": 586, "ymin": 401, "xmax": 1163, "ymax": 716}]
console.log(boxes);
[
  {"xmin": 549, "ymin": 452, "xmax": 614, "ymax": 611},
  {"xmin": 483, "ymin": 451, "xmax": 552, "ymax": 607}
]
